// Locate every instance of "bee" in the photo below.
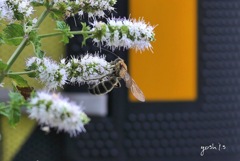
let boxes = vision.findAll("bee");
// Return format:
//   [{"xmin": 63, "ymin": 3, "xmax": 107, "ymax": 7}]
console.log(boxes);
[
  {"xmin": 88, "ymin": 76, "xmax": 121, "ymax": 95},
  {"xmin": 88, "ymin": 57, "xmax": 145, "ymax": 102}
]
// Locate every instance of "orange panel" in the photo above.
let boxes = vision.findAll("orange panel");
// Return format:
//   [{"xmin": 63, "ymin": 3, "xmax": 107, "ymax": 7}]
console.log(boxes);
[{"xmin": 129, "ymin": 0, "xmax": 197, "ymax": 101}]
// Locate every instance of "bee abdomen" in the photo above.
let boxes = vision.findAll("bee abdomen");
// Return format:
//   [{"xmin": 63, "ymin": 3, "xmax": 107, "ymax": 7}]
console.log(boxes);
[{"xmin": 89, "ymin": 77, "xmax": 118, "ymax": 95}]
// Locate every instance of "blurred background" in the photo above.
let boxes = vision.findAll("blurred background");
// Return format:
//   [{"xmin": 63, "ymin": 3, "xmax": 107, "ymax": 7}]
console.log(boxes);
[{"xmin": 1, "ymin": 0, "xmax": 240, "ymax": 161}]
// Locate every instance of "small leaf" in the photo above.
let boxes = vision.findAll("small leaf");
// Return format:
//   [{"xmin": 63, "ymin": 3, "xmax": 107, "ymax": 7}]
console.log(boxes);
[
  {"xmin": 29, "ymin": 30, "xmax": 45, "ymax": 58},
  {"xmin": 8, "ymin": 74, "xmax": 34, "ymax": 100},
  {"xmin": 56, "ymin": 21, "xmax": 69, "ymax": 30},
  {"xmin": 0, "ymin": 60, "xmax": 7, "ymax": 72},
  {"xmin": 7, "ymin": 92, "xmax": 25, "ymax": 126},
  {"xmin": 0, "ymin": 92, "xmax": 25, "ymax": 127},
  {"xmin": 24, "ymin": 69, "xmax": 37, "ymax": 78},
  {"xmin": 2, "ymin": 24, "xmax": 24, "ymax": 45},
  {"xmin": 31, "ymin": 2, "xmax": 44, "ymax": 6},
  {"xmin": 81, "ymin": 23, "xmax": 91, "ymax": 46},
  {"xmin": 0, "ymin": 103, "xmax": 8, "ymax": 117},
  {"xmin": 50, "ymin": 9, "xmax": 65, "ymax": 20},
  {"xmin": 9, "ymin": 75, "xmax": 29, "ymax": 88},
  {"xmin": 56, "ymin": 21, "xmax": 73, "ymax": 44},
  {"xmin": 14, "ymin": 12, "xmax": 24, "ymax": 21}
]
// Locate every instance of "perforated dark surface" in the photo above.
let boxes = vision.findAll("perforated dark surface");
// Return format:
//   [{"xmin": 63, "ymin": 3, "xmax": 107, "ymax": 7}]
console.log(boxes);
[
  {"xmin": 10, "ymin": 0, "xmax": 240, "ymax": 161},
  {"xmin": 65, "ymin": 0, "xmax": 240, "ymax": 160},
  {"xmin": 65, "ymin": 118, "xmax": 120, "ymax": 160},
  {"xmin": 13, "ymin": 127, "xmax": 64, "ymax": 161}
]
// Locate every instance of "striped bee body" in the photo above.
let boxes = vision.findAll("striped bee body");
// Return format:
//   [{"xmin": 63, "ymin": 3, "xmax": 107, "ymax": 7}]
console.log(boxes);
[
  {"xmin": 89, "ymin": 77, "xmax": 120, "ymax": 95},
  {"xmin": 88, "ymin": 57, "xmax": 145, "ymax": 101}
]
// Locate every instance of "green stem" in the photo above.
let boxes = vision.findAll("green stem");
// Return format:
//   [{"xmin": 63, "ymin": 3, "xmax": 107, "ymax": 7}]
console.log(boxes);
[
  {"xmin": 0, "ymin": 9, "xmax": 50, "ymax": 83},
  {"xmin": 5, "ymin": 37, "xmax": 29, "ymax": 72},
  {"xmin": 7, "ymin": 70, "xmax": 36, "ymax": 76},
  {"xmin": 39, "ymin": 31, "xmax": 93, "ymax": 39},
  {"xmin": 39, "ymin": 32, "xmax": 63, "ymax": 39},
  {"xmin": 70, "ymin": 31, "xmax": 92, "ymax": 35},
  {"xmin": 0, "ymin": 36, "xmax": 29, "ymax": 83},
  {"xmin": 34, "ymin": 9, "xmax": 50, "ymax": 28}
]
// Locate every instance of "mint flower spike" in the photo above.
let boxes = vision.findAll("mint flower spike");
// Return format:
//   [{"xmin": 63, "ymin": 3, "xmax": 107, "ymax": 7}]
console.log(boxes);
[
  {"xmin": 47, "ymin": 0, "xmax": 117, "ymax": 18},
  {"xmin": 26, "ymin": 57, "xmax": 68, "ymax": 90},
  {"xmin": 75, "ymin": 0, "xmax": 117, "ymax": 18},
  {"xmin": 0, "ymin": 0, "xmax": 34, "ymax": 22},
  {"xmin": 27, "ymin": 91, "xmax": 90, "ymax": 137},
  {"xmin": 91, "ymin": 17, "xmax": 156, "ymax": 52},
  {"xmin": 26, "ymin": 53, "xmax": 112, "ymax": 90},
  {"xmin": 64, "ymin": 53, "xmax": 112, "ymax": 85}
]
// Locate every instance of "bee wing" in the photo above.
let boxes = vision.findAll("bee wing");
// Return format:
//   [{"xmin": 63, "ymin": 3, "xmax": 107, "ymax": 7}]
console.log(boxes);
[
  {"xmin": 130, "ymin": 79, "xmax": 145, "ymax": 102},
  {"xmin": 123, "ymin": 72, "xmax": 132, "ymax": 88},
  {"xmin": 123, "ymin": 73, "xmax": 145, "ymax": 102}
]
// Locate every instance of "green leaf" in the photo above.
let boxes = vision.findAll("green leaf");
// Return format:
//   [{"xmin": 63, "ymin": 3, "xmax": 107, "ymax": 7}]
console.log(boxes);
[
  {"xmin": 7, "ymin": 74, "xmax": 35, "ymax": 101},
  {"xmin": 0, "ymin": 60, "xmax": 7, "ymax": 73},
  {"xmin": 8, "ymin": 74, "xmax": 34, "ymax": 100},
  {"xmin": 2, "ymin": 24, "xmax": 24, "ymax": 45},
  {"xmin": 24, "ymin": 68, "xmax": 38, "ymax": 78},
  {"xmin": 31, "ymin": 2, "xmax": 44, "ymax": 6},
  {"xmin": 14, "ymin": 12, "xmax": 24, "ymax": 21},
  {"xmin": 8, "ymin": 75, "xmax": 29, "ymax": 88},
  {"xmin": 0, "ymin": 92, "xmax": 26, "ymax": 127},
  {"xmin": 56, "ymin": 21, "xmax": 68, "ymax": 30},
  {"xmin": 29, "ymin": 30, "xmax": 45, "ymax": 58},
  {"xmin": 0, "ymin": 103, "xmax": 8, "ymax": 117},
  {"xmin": 56, "ymin": 21, "xmax": 73, "ymax": 44},
  {"xmin": 49, "ymin": 2, "xmax": 68, "ymax": 20},
  {"xmin": 81, "ymin": 23, "xmax": 91, "ymax": 46},
  {"xmin": 50, "ymin": 9, "xmax": 65, "ymax": 20},
  {"xmin": 7, "ymin": 92, "xmax": 25, "ymax": 126}
]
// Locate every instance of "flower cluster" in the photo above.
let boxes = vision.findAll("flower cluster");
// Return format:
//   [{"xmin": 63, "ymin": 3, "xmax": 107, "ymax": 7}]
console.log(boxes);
[
  {"xmin": 27, "ymin": 91, "xmax": 90, "ymax": 136},
  {"xmin": 26, "ymin": 57, "xmax": 68, "ymax": 90},
  {"xmin": 0, "ymin": 0, "xmax": 116, "ymax": 22},
  {"xmin": 64, "ymin": 54, "xmax": 112, "ymax": 85},
  {"xmin": 26, "ymin": 54, "xmax": 113, "ymax": 90},
  {"xmin": 91, "ymin": 17, "xmax": 155, "ymax": 52},
  {"xmin": 36, "ymin": 0, "xmax": 117, "ymax": 18},
  {"xmin": 73, "ymin": 0, "xmax": 117, "ymax": 18},
  {"xmin": 0, "ymin": 0, "xmax": 34, "ymax": 22}
]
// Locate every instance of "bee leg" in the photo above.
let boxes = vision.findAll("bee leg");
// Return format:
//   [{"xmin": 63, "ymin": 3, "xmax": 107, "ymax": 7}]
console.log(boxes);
[{"xmin": 114, "ymin": 81, "xmax": 121, "ymax": 88}]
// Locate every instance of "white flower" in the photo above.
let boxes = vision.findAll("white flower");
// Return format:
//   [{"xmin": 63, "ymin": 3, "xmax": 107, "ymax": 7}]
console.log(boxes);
[
  {"xmin": 0, "ymin": 0, "xmax": 34, "ymax": 22},
  {"xmin": 27, "ymin": 91, "xmax": 90, "ymax": 136},
  {"xmin": 75, "ymin": 0, "xmax": 117, "ymax": 18},
  {"xmin": 91, "ymin": 18, "xmax": 156, "ymax": 52},
  {"xmin": 26, "ymin": 57, "xmax": 68, "ymax": 90},
  {"xmin": 64, "ymin": 53, "xmax": 112, "ymax": 85},
  {"xmin": 50, "ymin": 0, "xmax": 116, "ymax": 18}
]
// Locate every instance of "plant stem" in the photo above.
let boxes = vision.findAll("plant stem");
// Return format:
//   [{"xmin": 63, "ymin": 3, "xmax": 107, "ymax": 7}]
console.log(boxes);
[
  {"xmin": 7, "ymin": 70, "xmax": 36, "ymax": 76},
  {"xmin": 39, "ymin": 31, "xmax": 93, "ymax": 39},
  {"xmin": 6, "ymin": 37, "xmax": 29, "ymax": 71},
  {"xmin": 70, "ymin": 31, "xmax": 92, "ymax": 35},
  {"xmin": 34, "ymin": 9, "xmax": 50, "ymax": 28},
  {"xmin": 39, "ymin": 32, "xmax": 63, "ymax": 39},
  {"xmin": 0, "ymin": 36, "xmax": 29, "ymax": 83},
  {"xmin": 0, "ymin": 9, "xmax": 50, "ymax": 83}
]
